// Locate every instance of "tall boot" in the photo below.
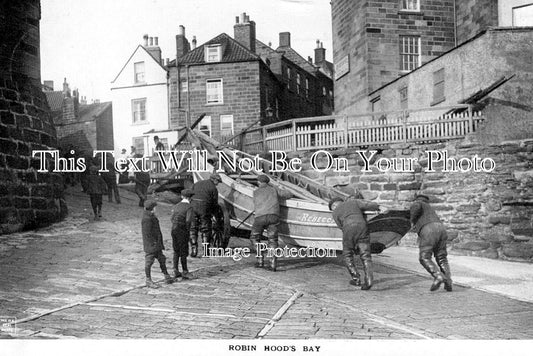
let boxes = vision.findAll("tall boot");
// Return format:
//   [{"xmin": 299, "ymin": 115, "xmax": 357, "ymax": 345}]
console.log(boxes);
[
  {"xmin": 202, "ymin": 230, "xmax": 212, "ymax": 253},
  {"xmin": 190, "ymin": 232, "xmax": 198, "ymax": 258},
  {"xmin": 253, "ymin": 240, "xmax": 265, "ymax": 268},
  {"xmin": 358, "ymin": 242, "xmax": 373, "ymax": 290},
  {"xmin": 145, "ymin": 266, "xmax": 158, "ymax": 289},
  {"xmin": 419, "ymin": 255, "xmax": 445, "ymax": 291},
  {"xmin": 343, "ymin": 255, "xmax": 361, "ymax": 286},
  {"xmin": 173, "ymin": 254, "xmax": 181, "ymax": 279},
  {"xmin": 436, "ymin": 256, "xmax": 453, "ymax": 292},
  {"xmin": 269, "ymin": 256, "xmax": 277, "ymax": 272}
]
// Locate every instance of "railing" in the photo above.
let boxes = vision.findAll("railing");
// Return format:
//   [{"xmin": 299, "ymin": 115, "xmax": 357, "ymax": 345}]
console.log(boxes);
[{"xmin": 239, "ymin": 105, "xmax": 485, "ymax": 154}]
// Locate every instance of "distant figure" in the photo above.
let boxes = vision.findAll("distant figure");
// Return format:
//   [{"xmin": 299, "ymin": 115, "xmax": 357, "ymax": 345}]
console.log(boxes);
[
  {"xmin": 329, "ymin": 194, "xmax": 381, "ymax": 290},
  {"xmin": 190, "ymin": 173, "xmax": 222, "ymax": 257},
  {"xmin": 252, "ymin": 174, "xmax": 292, "ymax": 271},
  {"xmin": 154, "ymin": 135, "xmax": 165, "ymax": 152},
  {"xmin": 130, "ymin": 154, "xmax": 150, "ymax": 207},
  {"xmin": 102, "ymin": 158, "xmax": 121, "ymax": 204},
  {"xmin": 410, "ymin": 194, "xmax": 452, "ymax": 292},
  {"xmin": 170, "ymin": 189, "xmax": 195, "ymax": 280},
  {"xmin": 86, "ymin": 165, "xmax": 108, "ymax": 220},
  {"xmin": 118, "ymin": 148, "xmax": 129, "ymax": 184},
  {"xmin": 141, "ymin": 200, "xmax": 173, "ymax": 288}
]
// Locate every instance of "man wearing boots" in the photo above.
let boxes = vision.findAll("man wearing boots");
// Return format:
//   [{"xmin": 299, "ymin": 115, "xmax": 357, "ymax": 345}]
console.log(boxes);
[
  {"xmin": 190, "ymin": 173, "xmax": 222, "ymax": 257},
  {"xmin": 141, "ymin": 200, "xmax": 173, "ymax": 288},
  {"xmin": 252, "ymin": 174, "xmax": 292, "ymax": 271},
  {"xmin": 329, "ymin": 194, "xmax": 380, "ymax": 290},
  {"xmin": 170, "ymin": 189, "xmax": 195, "ymax": 280},
  {"xmin": 410, "ymin": 194, "xmax": 452, "ymax": 292}
]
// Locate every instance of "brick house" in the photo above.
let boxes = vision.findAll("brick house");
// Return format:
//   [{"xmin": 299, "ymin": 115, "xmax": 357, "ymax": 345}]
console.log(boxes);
[
  {"xmin": 168, "ymin": 13, "xmax": 334, "ymax": 143},
  {"xmin": 44, "ymin": 79, "xmax": 113, "ymax": 155},
  {"xmin": 331, "ymin": 0, "xmax": 533, "ymax": 115}
]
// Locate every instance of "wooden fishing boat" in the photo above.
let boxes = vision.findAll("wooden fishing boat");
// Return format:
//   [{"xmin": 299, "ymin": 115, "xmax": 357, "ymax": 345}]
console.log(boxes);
[{"xmin": 188, "ymin": 129, "xmax": 411, "ymax": 253}]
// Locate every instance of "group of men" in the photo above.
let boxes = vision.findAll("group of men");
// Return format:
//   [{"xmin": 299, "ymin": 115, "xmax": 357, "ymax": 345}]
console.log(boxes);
[{"xmin": 142, "ymin": 169, "xmax": 453, "ymax": 293}]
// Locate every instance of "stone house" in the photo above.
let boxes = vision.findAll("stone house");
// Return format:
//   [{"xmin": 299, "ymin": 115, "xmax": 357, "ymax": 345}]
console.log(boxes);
[
  {"xmin": 44, "ymin": 79, "xmax": 113, "ymax": 155},
  {"xmin": 331, "ymin": 0, "xmax": 533, "ymax": 115},
  {"xmin": 168, "ymin": 13, "xmax": 334, "ymax": 143}
]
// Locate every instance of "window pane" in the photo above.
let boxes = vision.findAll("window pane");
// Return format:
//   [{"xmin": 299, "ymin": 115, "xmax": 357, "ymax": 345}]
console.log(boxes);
[{"xmin": 400, "ymin": 36, "xmax": 420, "ymax": 71}]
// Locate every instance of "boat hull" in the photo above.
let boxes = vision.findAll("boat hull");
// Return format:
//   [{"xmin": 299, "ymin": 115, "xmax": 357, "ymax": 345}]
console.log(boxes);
[{"xmin": 193, "ymin": 171, "xmax": 411, "ymax": 252}]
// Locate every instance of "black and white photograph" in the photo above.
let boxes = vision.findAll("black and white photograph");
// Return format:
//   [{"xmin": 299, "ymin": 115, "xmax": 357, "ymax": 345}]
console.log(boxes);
[{"xmin": 1, "ymin": 0, "xmax": 533, "ymax": 355}]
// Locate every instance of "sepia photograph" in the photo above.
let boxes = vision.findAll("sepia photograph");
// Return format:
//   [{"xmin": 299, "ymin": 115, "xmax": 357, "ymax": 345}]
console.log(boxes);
[{"xmin": 1, "ymin": 0, "xmax": 533, "ymax": 355}]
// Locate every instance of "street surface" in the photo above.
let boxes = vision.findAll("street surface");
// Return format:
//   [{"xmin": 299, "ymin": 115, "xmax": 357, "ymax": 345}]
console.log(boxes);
[{"xmin": 1, "ymin": 186, "xmax": 532, "ymax": 339}]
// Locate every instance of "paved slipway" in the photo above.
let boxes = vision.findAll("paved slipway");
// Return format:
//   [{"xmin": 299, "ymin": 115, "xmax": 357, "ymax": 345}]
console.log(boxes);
[{"xmin": 0, "ymin": 186, "xmax": 532, "ymax": 340}]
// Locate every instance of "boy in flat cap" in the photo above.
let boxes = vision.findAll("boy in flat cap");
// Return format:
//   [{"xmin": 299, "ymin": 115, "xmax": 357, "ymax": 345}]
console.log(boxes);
[
  {"xmin": 410, "ymin": 194, "xmax": 452, "ymax": 292},
  {"xmin": 142, "ymin": 200, "xmax": 173, "ymax": 288},
  {"xmin": 252, "ymin": 174, "xmax": 292, "ymax": 271},
  {"xmin": 170, "ymin": 189, "xmax": 195, "ymax": 280}
]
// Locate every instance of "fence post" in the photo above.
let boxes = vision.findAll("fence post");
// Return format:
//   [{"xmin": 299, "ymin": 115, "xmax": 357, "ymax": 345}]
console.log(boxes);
[
  {"xmin": 291, "ymin": 120, "xmax": 297, "ymax": 152},
  {"xmin": 262, "ymin": 126, "xmax": 267, "ymax": 152},
  {"xmin": 402, "ymin": 110, "xmax": 407, "ymax": 143},
  {"xmin": 468, "ymin": 105, "xmax": 473, "ymax": 132},
  {"xmin": 344, "ymin": 115, "xmax": 348, "ymax": 148}
]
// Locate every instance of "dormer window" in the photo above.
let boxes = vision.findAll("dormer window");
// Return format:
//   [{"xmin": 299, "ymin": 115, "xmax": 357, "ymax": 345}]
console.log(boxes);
[{"xmin": 205, "ymin": 44, "xmax": 222, "ymax": 62}]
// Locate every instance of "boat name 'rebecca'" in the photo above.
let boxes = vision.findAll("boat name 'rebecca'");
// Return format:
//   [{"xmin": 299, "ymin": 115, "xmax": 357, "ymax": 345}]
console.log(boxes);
[{"xmin": 299, "ymin": 213, "xmax": 334, "ymax": 224}]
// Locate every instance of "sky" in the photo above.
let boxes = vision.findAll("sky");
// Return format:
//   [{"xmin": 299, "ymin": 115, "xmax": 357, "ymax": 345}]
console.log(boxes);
[{"xmin": 40, "ymin": 0, "xmax": 333, "ymax": 103}]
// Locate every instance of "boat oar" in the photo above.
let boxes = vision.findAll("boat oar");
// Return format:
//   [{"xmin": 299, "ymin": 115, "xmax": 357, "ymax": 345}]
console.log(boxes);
[{"xmin": 235, "ymin": 210, "xmax": 255, "ymax": 230}]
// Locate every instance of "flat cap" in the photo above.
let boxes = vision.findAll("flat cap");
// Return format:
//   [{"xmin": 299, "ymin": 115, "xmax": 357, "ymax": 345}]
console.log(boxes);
[
  {"xmin": 415, "ymin": 194, "xmax": 430, "ymax": 201},
  {"xmin": 144, "ymin": 200, "xmax": 157, "ymax": 211},
  {"xmin": 210, "ymin": 173, "xmax": 222, "ymax": 181},
  {"xmin": 328, "ymin": 197, "xmax": 343, "ymax": 211},
  {"xmin": 257, "ymin": 174, "xmax": 270, "ymax": 183},
  {"xmin": 181, "ymin": 189, "xmax": 194, "ymax": 198}
]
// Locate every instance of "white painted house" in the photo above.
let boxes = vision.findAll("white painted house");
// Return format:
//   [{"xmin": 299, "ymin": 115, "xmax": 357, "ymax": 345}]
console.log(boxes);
[{"xmin": 110, "ymin": 35, "xmax": 177, "ymax": 158}]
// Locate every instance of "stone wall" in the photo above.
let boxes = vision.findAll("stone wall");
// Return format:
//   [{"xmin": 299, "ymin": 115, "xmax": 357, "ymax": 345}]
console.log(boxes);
[
  {"xmin": 297, "ymin": 131, "xmax": 533, "ymax": 262},
  {"xmin": 0, "ymin": 1, "xmax": 67, "ymax": 234},
  {"xmin": 456, "ymin": 0, "xmax": 498, "ymax": 45}
]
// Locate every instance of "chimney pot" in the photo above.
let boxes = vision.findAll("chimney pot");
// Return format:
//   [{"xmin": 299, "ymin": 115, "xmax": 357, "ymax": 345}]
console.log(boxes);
[
  {"xmin": 149, "ymin": 37, "xmax": 153, "ymax": 46},
  {"xmin": 235, "ymin": 16, "xmax": 239, "ymax": 24},
  {"xmin": 178, "ymin": 25, "xmax": 185, "ymax": 36},
  {"xmin": 155, "ymin": 37, "xmax": 158, "ymax": 46},
  {"xmin": 144, "ymin": 34, "xmax": 149, "ymax": 46},
  {"xmin": 192, "ymin": 36, "xmax": 197, "ymax": 49}
]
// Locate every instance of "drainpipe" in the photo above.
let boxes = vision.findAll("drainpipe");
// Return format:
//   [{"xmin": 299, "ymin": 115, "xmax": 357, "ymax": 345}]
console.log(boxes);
[
  {"xmin": 453, "ymin": 0, "xmax": 457, "ymax": 46},
  {"xmin": 186, "ymin": 65, "xmax": 191, "ymax": 127}
]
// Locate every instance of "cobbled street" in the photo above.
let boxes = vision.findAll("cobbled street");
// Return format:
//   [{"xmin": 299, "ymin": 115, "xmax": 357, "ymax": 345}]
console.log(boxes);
[{"xmin": 1, "ymin": 186, "xmax": 532, "ymax": 340}]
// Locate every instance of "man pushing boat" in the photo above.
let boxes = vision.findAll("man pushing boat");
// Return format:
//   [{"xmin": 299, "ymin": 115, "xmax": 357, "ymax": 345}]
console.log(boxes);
[{"xmin": 329, "ymin": 193, "xmax": 384, "ymax": 290}]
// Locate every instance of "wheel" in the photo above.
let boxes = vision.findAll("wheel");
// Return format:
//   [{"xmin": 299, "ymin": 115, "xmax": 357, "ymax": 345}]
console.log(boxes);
[{"xmin": 211, "ymin": 202, "xmax": 231, "ymax": 249}]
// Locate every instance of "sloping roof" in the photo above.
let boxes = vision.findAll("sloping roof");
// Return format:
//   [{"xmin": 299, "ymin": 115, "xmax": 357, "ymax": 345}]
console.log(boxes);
[
  {"xmin": 45, "ymin": 91, "xmax": 64, "ymax": 111},
  {"xmin": 276, "ymin": 46, "xmax": 317, "ymax": 76},
  {"xmin": 255, "ymin": 39, "xmax": 278, "ymax": 56},
  {"xmin": 173, "ymin": 33, "xmax": 261, "ymax": 65},
  {"xmin": 111, "ymin": 45, "xmax": 168, "ymax": 84},
  {"xmin": 78, "ymin": 102, "xmax": 112, "ymax": 122}
]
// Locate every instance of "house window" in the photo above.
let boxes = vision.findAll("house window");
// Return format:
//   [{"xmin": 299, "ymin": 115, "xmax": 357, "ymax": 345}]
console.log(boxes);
[
  {"xmin": 296, "ymin": 73, "xmax": 301, "ymax": 95},
  {"xmin": 400, "ymin": 36, "xmax": 421, "ymax": 72},
  {"xmin": 399, "ymin": 86, "xmax": 408, "ymax": 109},
  {"xmin": 323, "ymin": 86, "xmax": 327, "ymax": 96},
  {"xmin": 305, "ymin": 78, "xmax": 309, "ymax": 98},
  {"xmin": 220, "ymin": 115, "xmax": 234, "ymax": 138},
  {"xmin": 205, "ymin": 44, "xmax": 222, "ymax": 62},
  {"xmin": 199, "ymin": 116, "xmax": 212, "ymax": 137},
  {"xmin": 432, "ymin": 68, "xmax": 445, "ymax": 105},
  {"xmin": 206, "ymin": 79, "xmax": 223, "ymax": 104},
  {"xmin": 134, "ymin": 62, "xmax": 145, "ymax": 83},
  {"xmin": 286, "ymin": 67, "xmax": 291, "ymax": 90},
  {"xmin": 132, "ymin": 98, "xmax": 147, "ymax": 123},
  {"xmin": 132, "ymin": 136, "xmax": 145, "ymax": 156},
  {"xmin": 180, "ymin": 80, "xmax": 188, "ymax": 92},
  {"xmin": 400, "ymin": 0, "xmax": 419, "ymax": 11}
]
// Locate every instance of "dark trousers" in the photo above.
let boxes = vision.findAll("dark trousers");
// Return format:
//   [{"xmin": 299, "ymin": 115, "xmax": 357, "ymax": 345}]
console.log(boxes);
[
  {"xmin": 190, "ymin": 201, "xmax": 214, "ymax": 246},
  {"xmin": 144, "ymin": 250, "xmax": 168, "ymax": 278},
  {"xmin": 251, "ymin": 214, "xmax": 280, "ymax": 248},
  {"xmin": 89, "ymin": 194, "xmax": 102, "ymax": 215},
  {"xmin": 418, "ymin": 222, "xmax": 449, "ymax": 275},
  {"xmin": 341, "ymin": 222, "xmax": 370, "ymax": 260},
  {"xmin": 135, "ymin": 184, "xmax": 148, "ymax": 207},
  {"xmin": 105, "ymin": 179, "xmax": 121, "ymax": 203}
]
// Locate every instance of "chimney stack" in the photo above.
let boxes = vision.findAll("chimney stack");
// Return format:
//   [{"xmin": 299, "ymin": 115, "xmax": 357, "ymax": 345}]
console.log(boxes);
[
  {"xmin": 192, "ymin": 36, "xmax": 197, "ymax": 50},
  {"xmin": 233, "ymin": 12, "xmax": 256, "ymax": 53},
  {"xmin": 176, "ymin": 25, "xmax": 191, "ymax": 59},
  {"xmin": 143, "ymin": 34, "xmax": 162, "ymax": 64},
  {"xmin": 314, "ymin": 39, "xmax": 326, "ymax": 65},
  {"xmin": 279, "ymin": 32, "xmax": 291, "ymax": 47},
  {"xmin": 62, "ymin": 77, "xmax": 71, "ymax": 97}
]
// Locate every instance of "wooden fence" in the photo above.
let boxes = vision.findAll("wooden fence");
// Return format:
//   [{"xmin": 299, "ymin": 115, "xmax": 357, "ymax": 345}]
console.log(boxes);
[{"xmin": 237, "ymin": 105, "xmax": 485, "ymax": 154}]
